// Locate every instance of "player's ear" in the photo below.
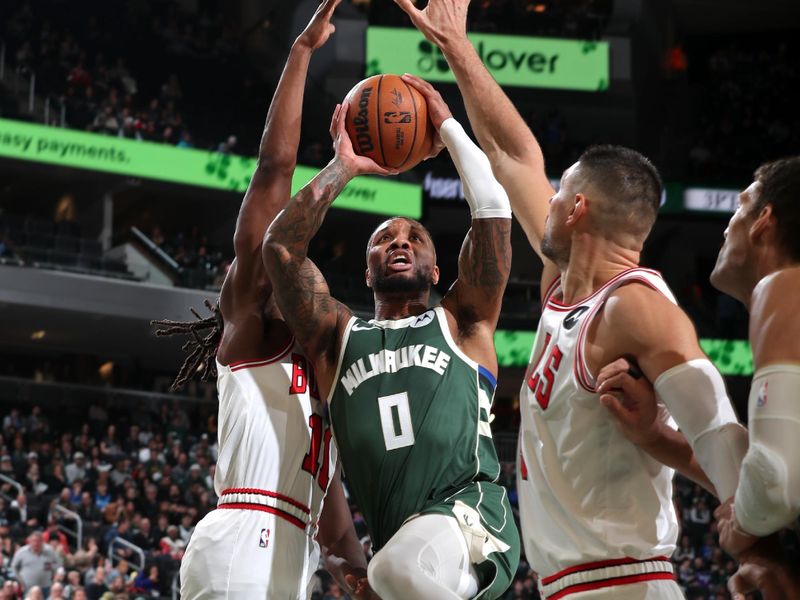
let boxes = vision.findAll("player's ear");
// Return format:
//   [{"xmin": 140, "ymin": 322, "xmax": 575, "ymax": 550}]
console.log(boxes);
[
  {"xmin": 567, "ymin": 193, "xmax": 587, "ymax": 226},
  {"xmin": 432, "ymin": 265, "xmax": 440, "ymax": 286},
  {"xmin": 365, "ymin": 267, "xmax": 372, "ymax": 289},
  {"xmin": 749, "ymin": 203, "xmax": 774, "ymax": 245}
]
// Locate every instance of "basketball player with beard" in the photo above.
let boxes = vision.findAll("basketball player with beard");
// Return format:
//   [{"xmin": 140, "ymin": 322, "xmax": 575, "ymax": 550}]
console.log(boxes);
[
  {"xmin": 262, "ymin": 81, "xmax": 520, "ymax": 598},
  {"xmin": 395, "ymin": 1, "xmax": 749, "ymax": 598},
  {"xmin": 154, "ymin": 2, "xmax": 372, "ymax": 598},
  {"xmin": 596, "ymin": 157, "xmax": 800, "ymax": 599}
]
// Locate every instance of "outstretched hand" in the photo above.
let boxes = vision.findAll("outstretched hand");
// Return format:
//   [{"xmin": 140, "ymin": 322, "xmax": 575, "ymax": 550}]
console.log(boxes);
[
  {"xmin": 330, "ymin": 102, "xmax": 399, "ymax": 177},
  {"xmin": 296, "ymin": 0, "xmax": 342, "ymax": 51},
  {"xmin": 393, "ymin": 0, "xmax": 470, "ymax": 50},
  {"xmin": 345, "ymin": 574, "xmax": 381, "ymax": 600},
  {"xmin": 596, "ymin": 358, "xmax": 661, "ymax": 446}
]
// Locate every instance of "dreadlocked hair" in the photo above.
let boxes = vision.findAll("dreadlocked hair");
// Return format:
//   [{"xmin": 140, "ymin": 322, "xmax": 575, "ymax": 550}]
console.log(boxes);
[{"xmin": 151, "ymin": 299, "xmax": 223, "ymax": 391}]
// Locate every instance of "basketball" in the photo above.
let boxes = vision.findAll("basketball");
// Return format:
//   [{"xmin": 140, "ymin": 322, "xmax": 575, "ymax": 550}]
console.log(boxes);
[{"xmin": 344, "ymin": 74, "xmax": 434, "ymax": 172}]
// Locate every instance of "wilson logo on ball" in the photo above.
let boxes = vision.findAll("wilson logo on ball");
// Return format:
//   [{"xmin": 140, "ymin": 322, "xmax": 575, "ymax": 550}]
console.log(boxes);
[{"xmin": 351, "ymin": 86, "xmax": 374, "ymax": 154}]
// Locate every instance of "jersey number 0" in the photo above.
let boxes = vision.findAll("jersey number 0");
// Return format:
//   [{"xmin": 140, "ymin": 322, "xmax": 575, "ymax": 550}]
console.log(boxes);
[{"xmin": 378, "ymin": 392, "xmax": 416, "ymax": 450}]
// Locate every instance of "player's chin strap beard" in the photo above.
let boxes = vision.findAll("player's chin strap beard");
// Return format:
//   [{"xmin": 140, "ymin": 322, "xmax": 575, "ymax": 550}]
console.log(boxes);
[{"xmin": 372, "ymin": 267, "xmax": 433, "ymax": 294}]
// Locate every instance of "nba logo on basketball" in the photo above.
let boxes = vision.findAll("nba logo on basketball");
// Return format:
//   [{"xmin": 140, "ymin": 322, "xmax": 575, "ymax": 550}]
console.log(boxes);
[{"xmin": 258, "ymin": 528, "xmax": 270, "ymax": 548}]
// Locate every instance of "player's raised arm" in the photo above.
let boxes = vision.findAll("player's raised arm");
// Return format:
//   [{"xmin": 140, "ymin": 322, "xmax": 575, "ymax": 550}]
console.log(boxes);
[
  {"xmin": 262, "ymin": 103, "xmax": 396, "ymax": 386},
  {"xmin": 395, "ymin": 1, "xmax": 554, "ymax": 265},
  {"xmin": 404, "ymin": 77, "xmax": 512, "ymax": 372},
  {"xmin": 223, "ymin": 0, "xmax": 342, "ymax": 305}
]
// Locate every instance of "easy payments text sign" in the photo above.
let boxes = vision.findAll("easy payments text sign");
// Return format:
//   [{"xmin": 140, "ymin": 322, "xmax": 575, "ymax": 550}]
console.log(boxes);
[
  {"xmin": 0, "ymin": 118, "xmax": 422, "ymax": 218},
  {"xmin": 366, "ymin": 27, "xmax": 609, "ymax": 92}
]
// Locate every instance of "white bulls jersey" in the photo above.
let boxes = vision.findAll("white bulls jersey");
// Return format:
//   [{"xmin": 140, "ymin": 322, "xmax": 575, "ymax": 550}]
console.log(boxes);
[
  {"xmin": 213, "ymin": 336, "xmax": 336, "ymax": 533},
  {"xmin": 518, "ymin": 268, "xmax": 681, "ymax": 599},
  {"xmin": 181, "ymin": 336, "xmax": 336, "ymax": 599}
]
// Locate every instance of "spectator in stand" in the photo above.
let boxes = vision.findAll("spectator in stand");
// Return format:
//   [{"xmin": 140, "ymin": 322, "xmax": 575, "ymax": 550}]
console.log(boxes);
[
  {"xmin": 47, "ymin": 581, "xmax": 64, "ymax": 599},
  {"xmin": 84, "ymin": 565, "xmax": 107, "ymax": 600},
  {"xmin": 10, "ymin": 531, "xmax": 62, "ymax": 596},
  {"xmin": 8, "ymin": 493, "xmax": 41, "ymax": 536},
  {"xmin": 23, "ymin": 585, "xmax": 44, "ymax": 600},
  {"xmin": 76, "ymin": 493, "xmax": 101, "ymax": 530},
  {"xmin": 215, "ymin": 135, "xmax": 237, "ymax": 154},
  {"xmin": 158, "ymin": 525, "xmax": 185, "ymax": 560},
  {"xmin": 42, "ymin": 520, "xmax": 68, "ymax": 556},
  {"xmin": 63, "ymin": 571, "xmax": 82, "ymax": 598},
  {"xmin": 131, "ymin": 565, "xmax": 159, "ymax": 596},
  {"xmin": 65, "ymin": 452, "xmax": 88, "ymax": 485}
]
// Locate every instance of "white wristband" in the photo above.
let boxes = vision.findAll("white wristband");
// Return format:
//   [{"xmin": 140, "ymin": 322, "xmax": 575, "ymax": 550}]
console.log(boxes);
[{"xmin": 439, "ymin": 118, "xmax": 511, "ymax": 220}]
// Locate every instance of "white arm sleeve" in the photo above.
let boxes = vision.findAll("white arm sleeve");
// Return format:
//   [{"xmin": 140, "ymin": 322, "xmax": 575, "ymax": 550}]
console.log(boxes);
[
  {"xmin": 439, "ymin": 118, "xmax": 511, "ymax": 220},
  {"xmin": 735, "ymin": 365, "xmax": 800, "ymax": 537},
  {"xmin": 654, "ymin": 358, "xmax": 748, "ymax": 500}
]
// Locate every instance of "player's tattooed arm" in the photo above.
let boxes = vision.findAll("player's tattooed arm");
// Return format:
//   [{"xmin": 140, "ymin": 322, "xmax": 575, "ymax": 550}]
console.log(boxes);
[
  {"xmin": 263, "ymin": 102, "xmax": 395, "ymax": 365},
  {"xmin": 441, "ymin": 217, "xmax": 511, "ymax": 369},
  {"xmin": 451, "ymin": 218, "xmax": 512, "ymax": 323},
  {"xmin": 262, "ymin": 160, "xmax": 354, "ymax": 362}
]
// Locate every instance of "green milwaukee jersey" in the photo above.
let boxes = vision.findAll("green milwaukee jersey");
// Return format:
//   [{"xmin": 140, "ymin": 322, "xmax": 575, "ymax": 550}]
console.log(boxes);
[{"xmin": 330, "ymin": 307, "xmax": 501, "ymax": 546}]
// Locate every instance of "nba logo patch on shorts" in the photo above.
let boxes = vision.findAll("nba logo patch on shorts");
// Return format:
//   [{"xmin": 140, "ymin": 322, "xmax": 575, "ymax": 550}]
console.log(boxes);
[{"xmin": 259, "ymin": 528, "xmax": 270, "ymax": 548}]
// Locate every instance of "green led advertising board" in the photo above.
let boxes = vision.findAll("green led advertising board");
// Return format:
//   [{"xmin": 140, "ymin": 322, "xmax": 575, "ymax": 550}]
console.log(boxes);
[
  {"xmin": 0, "ymin": 118, "xmax": 422, "ymax": 219},
  {"xmin": 494, "ymin": 331, "xmax": 753, "ymax": 376},
  {"xmin": 366, "ymin": 27, "xmax": 609, "ymax": 92}
]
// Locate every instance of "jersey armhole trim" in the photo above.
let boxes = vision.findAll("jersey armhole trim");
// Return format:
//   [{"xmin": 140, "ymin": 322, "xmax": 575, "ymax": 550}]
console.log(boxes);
[
  {"xmin": 221, "ymin": 336, "xmax": 295, "ymax": 372},
  {"xmin": 434, "ymin": 306, "xmax": 480, "ymax": 370},
  {"xmin": 478, "ymin": 365, "xmax": 497, "ymax": 390},
  {"xmin": 573, "ymin": 274, "xmax": 668, "ymax": 392},
  {"xmin": 542, "ymin": 274, "xmax": 562, "ymax": 305}
]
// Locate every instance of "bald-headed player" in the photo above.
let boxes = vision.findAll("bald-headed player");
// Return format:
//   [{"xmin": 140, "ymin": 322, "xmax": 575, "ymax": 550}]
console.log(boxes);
[
  {"xmin": 395, "ymin": 1, "xmax": 749, "ymax": 598},
  {"xmin": 599, "ymin": 157, "xmax": 800, "ymax": 598},
  {"xmin": 153, "ymin": 2, "xmax": 370, "ymax": 598},
  {"xmin": 263, "ymin": 80, "xmax": 520, "ymax": 598}
]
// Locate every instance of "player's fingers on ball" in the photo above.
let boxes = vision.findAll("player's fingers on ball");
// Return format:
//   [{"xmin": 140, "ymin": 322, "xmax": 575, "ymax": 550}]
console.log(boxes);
[
  {"xmin": 336, "ymin": 102, "xmax": 350, "ymax": 133},
  {"xmin": 330, "ymin": 103, "xmax": 341, "ymax": 132}
]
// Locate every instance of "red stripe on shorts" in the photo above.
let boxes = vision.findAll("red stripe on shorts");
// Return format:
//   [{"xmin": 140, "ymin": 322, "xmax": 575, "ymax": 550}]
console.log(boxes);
[{"xmin": 217, "ymin": 502, "xmax": 306, "ymax": 531}]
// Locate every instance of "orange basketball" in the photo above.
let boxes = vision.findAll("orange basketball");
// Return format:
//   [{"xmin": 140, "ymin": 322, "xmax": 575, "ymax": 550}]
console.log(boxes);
[{"xmin": 344, "ymin": 74, "xmax": 434, "ymax": 172}]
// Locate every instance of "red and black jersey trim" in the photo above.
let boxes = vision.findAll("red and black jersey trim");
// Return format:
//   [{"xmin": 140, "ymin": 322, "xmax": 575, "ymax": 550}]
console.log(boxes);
[{"xmin": 541, "ymin": 556, "xmax": 674, "ymax": 600}]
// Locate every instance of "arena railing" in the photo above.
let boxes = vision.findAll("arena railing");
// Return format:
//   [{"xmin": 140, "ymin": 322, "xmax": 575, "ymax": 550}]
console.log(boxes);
[
  {"xmin": 51, "ymin": 504, "xmax": 83, "ymax": 553},
  {"xmin": 0, "ymin": 473, "xmax": 24, "ymax": 503},
  {"xmin": 109, "ymin": 536, "xmax": 145, "ymax": 573}
]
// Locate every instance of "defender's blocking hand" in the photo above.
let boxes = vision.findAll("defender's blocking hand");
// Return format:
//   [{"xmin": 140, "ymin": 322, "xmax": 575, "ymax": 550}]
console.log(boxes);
[
  {"xmin": 596, "ymin": 358, "xmax": 662, "ymax": 446},
  {"xmin": 393, "ymin": 0, "xmax": 470, "ymax": 50},
  {"xmin": 296, "ymin": 0, "xmax": 342, "ymax": 51}
]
